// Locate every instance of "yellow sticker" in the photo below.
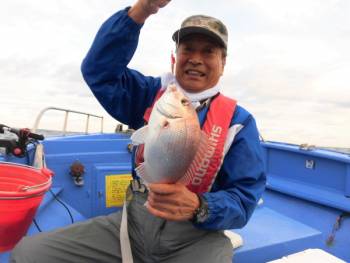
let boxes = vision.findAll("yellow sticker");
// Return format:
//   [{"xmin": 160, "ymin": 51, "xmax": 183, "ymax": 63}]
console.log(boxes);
[{"xmin": 105, "ymin": 174, "xmax": 132, "ymax": 208}]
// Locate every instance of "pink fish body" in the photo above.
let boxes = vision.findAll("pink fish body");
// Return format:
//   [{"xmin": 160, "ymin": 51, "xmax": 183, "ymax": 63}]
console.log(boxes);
[{"xmin": 131, "ymin": 85, "xmax": 206, "ymax": 184}]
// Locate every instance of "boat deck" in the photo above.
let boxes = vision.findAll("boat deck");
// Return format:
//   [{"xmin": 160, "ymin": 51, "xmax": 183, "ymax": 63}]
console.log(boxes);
[{"xmin": 1, "ymin": 134, "xmax": 349, "ymax": 262}]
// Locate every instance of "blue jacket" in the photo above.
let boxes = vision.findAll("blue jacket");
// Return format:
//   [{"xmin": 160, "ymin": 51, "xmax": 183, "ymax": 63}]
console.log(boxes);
[{"xmin": 81, "ymin": 7, "xmax": 266, "ymax": 231}]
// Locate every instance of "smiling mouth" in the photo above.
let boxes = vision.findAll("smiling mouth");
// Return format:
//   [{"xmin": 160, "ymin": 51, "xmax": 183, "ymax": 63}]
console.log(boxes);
[{"xmin": 185, "ymin": 70, "xmax": 205, "ymax": 77}]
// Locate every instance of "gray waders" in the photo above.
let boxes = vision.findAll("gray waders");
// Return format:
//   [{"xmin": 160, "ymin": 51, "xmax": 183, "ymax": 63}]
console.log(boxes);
[{"xmin": 10, "ymin": 185, "xmax": 233, "ymax": 263}]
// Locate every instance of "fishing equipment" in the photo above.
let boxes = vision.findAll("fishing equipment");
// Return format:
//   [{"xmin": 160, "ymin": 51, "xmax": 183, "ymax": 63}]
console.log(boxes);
[
  {"xmin": 0, "ymin": 124, "xmax": 44, "ymax": 158},
  {"xmin": 0, "ymin": 163, "xmax": 53, "ymax": 252}
]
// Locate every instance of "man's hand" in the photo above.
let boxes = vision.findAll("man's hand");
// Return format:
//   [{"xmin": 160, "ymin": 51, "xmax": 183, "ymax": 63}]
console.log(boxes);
[
  {"xmin": 129, "ymin": 0, "xmax": 171, "ymax": 24},
  {"xmin": 146, "ymin": 183, "xmax": 200, "ymax": 221},
  {"xmin": 139, "ymin": 0, "xmax": 171, "ymax": 15}
]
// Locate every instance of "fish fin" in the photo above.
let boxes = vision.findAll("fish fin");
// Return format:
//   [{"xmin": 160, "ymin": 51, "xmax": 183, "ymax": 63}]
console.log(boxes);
[
  {"xmin": 178, "ymin": 131, "xmax": 209, "ymax": 185},
  {"xmin": 131, "ymin": 126, "xmax": 148, "ymax": 145},
  {"xmin": 135, "ymin": 163, "xmax": 153, "ymax": 184}
]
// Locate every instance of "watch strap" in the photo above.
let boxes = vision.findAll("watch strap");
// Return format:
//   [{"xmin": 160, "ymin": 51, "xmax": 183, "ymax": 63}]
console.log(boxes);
[{"xmin": 192, "ymin": 194, "xmax": 209, "ymax": 223}]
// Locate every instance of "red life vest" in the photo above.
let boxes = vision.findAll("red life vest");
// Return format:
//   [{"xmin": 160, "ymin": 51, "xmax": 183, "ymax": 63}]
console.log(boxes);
[{"xmin": 137, "ymin": 88, "xmax": 237, "ymax": 193}]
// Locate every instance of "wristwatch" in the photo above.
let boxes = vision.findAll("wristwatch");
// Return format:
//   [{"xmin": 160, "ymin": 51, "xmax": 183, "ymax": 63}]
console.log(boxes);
[{"xmin": 192, "ymin": 194, "xmax": 209, "ymax": 223}]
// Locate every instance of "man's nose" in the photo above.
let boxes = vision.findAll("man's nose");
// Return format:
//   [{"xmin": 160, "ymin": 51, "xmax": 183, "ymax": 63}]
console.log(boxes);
[{"xmin": 187, "ymin": 53, "xmax": 203, "ymax": 66}]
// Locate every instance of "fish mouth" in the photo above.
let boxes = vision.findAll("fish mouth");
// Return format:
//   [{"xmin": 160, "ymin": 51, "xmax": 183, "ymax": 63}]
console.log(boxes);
[{"xmin": 156, "ymin": 104, "xmax": 182, "ymax": 119}]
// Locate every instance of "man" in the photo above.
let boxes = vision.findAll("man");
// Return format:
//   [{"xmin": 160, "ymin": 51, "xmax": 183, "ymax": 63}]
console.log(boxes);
[{"xmin": 11, "ymin": 1, "xmax": 265, "ymax": 262}]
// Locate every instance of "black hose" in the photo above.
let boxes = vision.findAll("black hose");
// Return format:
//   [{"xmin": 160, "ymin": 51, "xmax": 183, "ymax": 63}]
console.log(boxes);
[
  {"xmin": 49, "ymin": 189, "xmax": 75, "ymax": 224},
  {"xmin": 32, "ymin": 218, "xmax": 42, "ymax": 232}
]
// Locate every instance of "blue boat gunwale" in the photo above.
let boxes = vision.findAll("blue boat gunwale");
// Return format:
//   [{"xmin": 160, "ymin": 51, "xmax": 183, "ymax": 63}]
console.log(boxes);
[
  {"xmin": 262, "ymin": 141, "xmax": 350, "ymax": 163},
  {"xmin": 263, "ymin": 140, "xmax": 350, "ymax": 213}
]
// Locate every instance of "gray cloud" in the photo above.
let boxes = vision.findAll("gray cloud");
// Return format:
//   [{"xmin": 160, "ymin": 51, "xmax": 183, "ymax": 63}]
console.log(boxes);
[{"xmin": 0, "ymin": 0, "xmax": 349, "ymax": 147}]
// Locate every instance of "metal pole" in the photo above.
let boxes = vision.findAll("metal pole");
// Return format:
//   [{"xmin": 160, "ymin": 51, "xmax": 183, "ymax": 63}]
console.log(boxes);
[
  {"xmin": 85, "ymin": 115, "xmax": 90, "ymax": 134},
  {"xmin": 63, "ymin": 111, "xmax": 69, "ymax": 136},
  {"xmin": 33, "ymin": 107, "xmax": 104, "ymax": 135}
]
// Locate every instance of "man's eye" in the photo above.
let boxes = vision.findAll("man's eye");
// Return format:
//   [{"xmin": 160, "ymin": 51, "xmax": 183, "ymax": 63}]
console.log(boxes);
[{"xmin": 205, "ymin": 48, "xmax": 214, "ymax": 54}]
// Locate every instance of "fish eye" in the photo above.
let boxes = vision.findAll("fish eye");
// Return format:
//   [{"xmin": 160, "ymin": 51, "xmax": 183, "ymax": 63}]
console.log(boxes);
[
  {"xmin": 163, "ymin": 120, "xmax": 170, "ymax": 128},
  {"xmin": 181, "ymin": 98, "xmax": 190, "ymax": 106}
]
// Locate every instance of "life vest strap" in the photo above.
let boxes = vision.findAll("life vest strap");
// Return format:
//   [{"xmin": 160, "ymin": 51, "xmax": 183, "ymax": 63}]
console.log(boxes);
[{"xmin": 139, "ymin": 87, "xmax": 237, "ymax": 193}]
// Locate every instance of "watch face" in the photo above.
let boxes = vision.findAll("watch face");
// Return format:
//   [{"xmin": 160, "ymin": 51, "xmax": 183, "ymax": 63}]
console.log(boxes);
[
  {"xmin": 193, "ymin": 194, "xmax": 209, "ymax": 223},
  {"xmin": 196, "ymin": 207, "xmax": 209, "ymax": 223},
  {"xmin": 198, "ymin": 208, "xmax": 207, "ymax": 217}
]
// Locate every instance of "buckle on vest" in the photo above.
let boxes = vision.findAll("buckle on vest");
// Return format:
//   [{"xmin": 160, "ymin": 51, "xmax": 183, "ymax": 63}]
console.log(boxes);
[{"xmin": 130, "ymin": 178, "xmax": 147, "ymax": 193}]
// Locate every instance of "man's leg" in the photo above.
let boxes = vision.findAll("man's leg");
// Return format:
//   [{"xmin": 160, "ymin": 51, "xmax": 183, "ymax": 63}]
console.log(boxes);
[
  {"xmin": 163, "ymin": 230, "xmax": 233, "ymax": 263},
  {"xmin": 10, "ymin": 212, "xmax": 123, "ymax": 263},
  {"xmin": 128, "ymin": 190, "xmax": 234, "ymax": 263}
]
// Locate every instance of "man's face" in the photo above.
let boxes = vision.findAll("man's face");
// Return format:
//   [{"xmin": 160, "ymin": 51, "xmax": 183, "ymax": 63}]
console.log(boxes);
[{"xmin": 175, "ymin": 34, "xmax": 226, "ymax": 93}]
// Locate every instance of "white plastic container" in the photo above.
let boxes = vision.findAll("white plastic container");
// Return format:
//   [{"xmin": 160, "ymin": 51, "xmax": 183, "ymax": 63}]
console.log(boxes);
[{"xmin": 268, "ymin": 249, "xmax": 346, "ymax": 263}]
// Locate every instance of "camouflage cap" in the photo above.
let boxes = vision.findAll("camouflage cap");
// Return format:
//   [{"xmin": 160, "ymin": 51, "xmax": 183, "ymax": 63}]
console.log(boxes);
[{"xmin": 172, "ymin": 15, "xmax": 228, "ymax": 49}]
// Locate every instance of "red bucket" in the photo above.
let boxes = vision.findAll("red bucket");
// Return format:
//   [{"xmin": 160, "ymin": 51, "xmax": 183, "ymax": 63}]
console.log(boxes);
[{"xmin": 0, "ymin": 162, "xmax": 53, "ymax": 252}]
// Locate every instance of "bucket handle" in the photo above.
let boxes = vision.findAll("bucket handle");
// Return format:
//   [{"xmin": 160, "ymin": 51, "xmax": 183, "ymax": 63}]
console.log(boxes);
[
  {"xmin": 19, "ymin": 177, "xmax": 52, "ymax": 192},
  {"xmin": 19, "ymin": 168, "xmax": 53, "ymax": 191},
  {"xmin": 0, "ymin": 192, "xmax": 46, "ymax": 200}
]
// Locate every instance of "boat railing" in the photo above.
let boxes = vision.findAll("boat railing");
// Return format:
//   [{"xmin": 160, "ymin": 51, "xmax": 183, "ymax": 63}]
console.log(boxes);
[{"xmin": 32, "ymin": 107, "xmax": 104, "ymax": 135}]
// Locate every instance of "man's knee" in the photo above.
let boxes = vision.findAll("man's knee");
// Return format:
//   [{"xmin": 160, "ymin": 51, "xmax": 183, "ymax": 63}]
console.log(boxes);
[{"xmin": 10, "ymin": 235, "xmax": 48, "ymax": 263}]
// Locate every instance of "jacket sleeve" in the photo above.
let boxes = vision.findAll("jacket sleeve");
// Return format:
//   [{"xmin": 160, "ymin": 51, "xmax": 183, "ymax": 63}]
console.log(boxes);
[
  {"xmin": 198, "ymin": 109, "xmax": 266, "ymax": 230},
  {"xmin": 81, "ymin": 7, "xmax": 161, "ymax": 129}
]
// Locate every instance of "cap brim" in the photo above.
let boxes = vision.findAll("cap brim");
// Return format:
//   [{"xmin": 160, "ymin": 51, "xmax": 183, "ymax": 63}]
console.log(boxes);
[{"xmin": 172, "ymin": 27, "xmax": 226, "ymax": 49}]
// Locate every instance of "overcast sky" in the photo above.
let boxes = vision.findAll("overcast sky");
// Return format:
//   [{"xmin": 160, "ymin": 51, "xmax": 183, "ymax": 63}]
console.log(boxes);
[{"xmin": 0, "ymin": 0, "xmax": 349, "ymax": 148}]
